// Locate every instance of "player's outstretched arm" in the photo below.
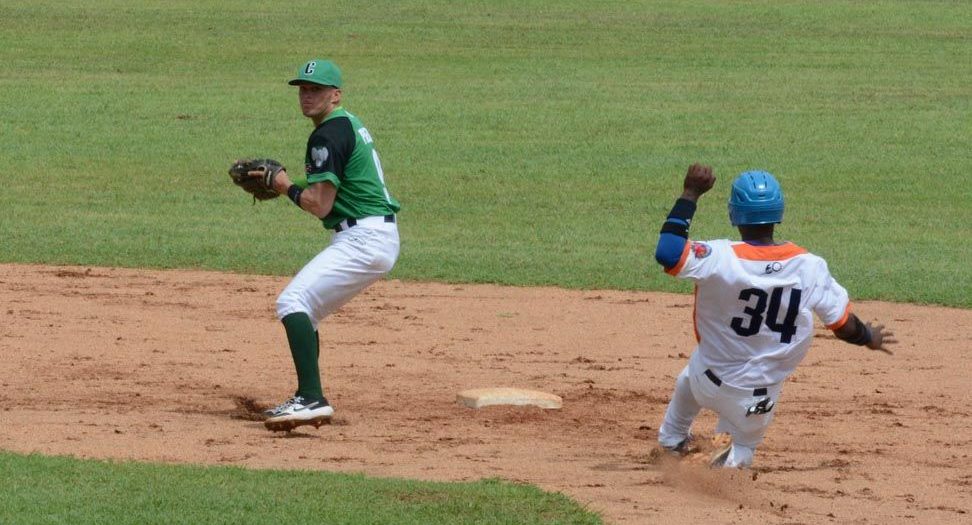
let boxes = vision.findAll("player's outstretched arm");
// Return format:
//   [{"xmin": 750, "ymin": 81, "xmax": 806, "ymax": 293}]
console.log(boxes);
[
  {"xmin": 655, "ymin": 164, "xmax": 715, "ymax": 268},
  {"xmin": 833, "ymin": 314, "xmax": 897, "ymax": 354}
]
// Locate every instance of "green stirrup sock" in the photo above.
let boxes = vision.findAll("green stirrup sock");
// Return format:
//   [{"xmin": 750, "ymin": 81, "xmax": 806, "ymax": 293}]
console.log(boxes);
[{"xmin": 281, "ymin": 312, "xmax": 323, "ymax": 400}]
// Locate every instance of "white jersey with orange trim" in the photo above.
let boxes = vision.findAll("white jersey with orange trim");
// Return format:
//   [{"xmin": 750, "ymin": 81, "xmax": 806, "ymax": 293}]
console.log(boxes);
[{"xmin": 666, "ymin": 239, "xmax": 850, "ymax": 387}]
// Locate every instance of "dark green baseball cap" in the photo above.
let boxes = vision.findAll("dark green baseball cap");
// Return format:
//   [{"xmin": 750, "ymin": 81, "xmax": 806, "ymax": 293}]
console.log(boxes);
[{"xmin": 288, "ymin": 59, "xmax": 342, "ymax": 87}]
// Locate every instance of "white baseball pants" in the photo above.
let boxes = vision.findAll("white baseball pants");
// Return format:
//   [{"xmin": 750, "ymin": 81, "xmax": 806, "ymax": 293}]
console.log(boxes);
[
  {"xmin": 658, "ymin": 352, "xmax": 782, "ymax": 468},
  {"xmin": 276, "ymin": 218, "xmax": 399, "ymax": 326}
]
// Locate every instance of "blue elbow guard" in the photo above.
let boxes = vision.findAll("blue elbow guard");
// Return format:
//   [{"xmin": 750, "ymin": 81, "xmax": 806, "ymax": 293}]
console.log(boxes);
[
  {"xmin": 654, "ymin": 198, "xmax": 696, "ymax": 268},
  {"xmin": 655, "ymin": 232, "xmax": 687, "ymax": 268}
]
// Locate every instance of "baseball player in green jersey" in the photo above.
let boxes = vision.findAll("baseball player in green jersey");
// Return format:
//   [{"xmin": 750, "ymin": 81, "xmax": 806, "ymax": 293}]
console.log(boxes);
[{"xmin": 262, "ymin": 58, "xmax": 401, "ymax": 432}]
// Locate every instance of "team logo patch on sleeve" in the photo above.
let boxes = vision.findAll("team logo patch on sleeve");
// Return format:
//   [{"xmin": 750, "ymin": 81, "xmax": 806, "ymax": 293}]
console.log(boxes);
[
  {"xmin": 311, "ymin": 146, "xmax": 329, "ymax": 168},
  {"xmin": 691, "ymin": 242, "xmax": 712, "ymax": 259}
]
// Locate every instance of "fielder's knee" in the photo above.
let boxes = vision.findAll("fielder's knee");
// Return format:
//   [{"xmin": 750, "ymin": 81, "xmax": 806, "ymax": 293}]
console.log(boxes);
[{"xmin": 276, "ymin": 291, "xmax": 311, "ymax": 321}]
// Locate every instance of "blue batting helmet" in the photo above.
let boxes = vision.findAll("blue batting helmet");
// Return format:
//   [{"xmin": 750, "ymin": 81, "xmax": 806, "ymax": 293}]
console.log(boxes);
[{"xmin": 728, "ymin": 170, "xmax": 784, "ymax": 226}]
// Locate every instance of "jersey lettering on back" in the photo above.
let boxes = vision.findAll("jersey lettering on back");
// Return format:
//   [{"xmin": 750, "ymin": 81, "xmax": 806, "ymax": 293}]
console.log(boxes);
[{"xmin": 668, "ymin": 240, "xmax": 850, "ymax": 387}]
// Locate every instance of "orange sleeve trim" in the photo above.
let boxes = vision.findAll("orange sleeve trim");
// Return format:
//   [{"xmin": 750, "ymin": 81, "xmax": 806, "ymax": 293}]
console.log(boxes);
[
  {"xmin": 665, "ymin": 242, "xmax": 692, "ymax": 276},
  {"xmin": 825, "ymin": 303, "xmax": 852, "ymax": 330},
  {"xmin": 731, "ymin": 242, "xmax": 808, "ymax": 261},
  {"xmin": 692, "ymin": 285, "xmax": 700, "ymax": 343}
]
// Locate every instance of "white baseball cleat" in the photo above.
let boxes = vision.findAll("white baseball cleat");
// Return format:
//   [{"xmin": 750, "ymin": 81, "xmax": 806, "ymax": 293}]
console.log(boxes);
[
  {"xmin": 263, "ymin": 397, "xmax": 297, "ymax": 417},
  {"xmin": 264, "ymin": 396, "xmax": 334, "ymax": 431}
]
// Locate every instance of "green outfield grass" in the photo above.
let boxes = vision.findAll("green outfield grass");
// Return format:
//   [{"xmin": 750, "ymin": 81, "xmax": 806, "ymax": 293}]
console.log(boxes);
[
  {"xmin": 1, "ymin": 0, "xmax": 969, "ymax": 306},
  {"xmin": 0, "ymin": 452, "xmax": 599, "ymax": 525},
  {"xmin": 0, "ymin": 1, "xmax": 969, "ymax": 523}
]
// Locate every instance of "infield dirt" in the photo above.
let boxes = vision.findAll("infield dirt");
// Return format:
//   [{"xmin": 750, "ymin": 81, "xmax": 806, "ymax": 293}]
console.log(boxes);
[{"xmin": 1, "ymin": 264, "xmax": 969, "ymax": 523}]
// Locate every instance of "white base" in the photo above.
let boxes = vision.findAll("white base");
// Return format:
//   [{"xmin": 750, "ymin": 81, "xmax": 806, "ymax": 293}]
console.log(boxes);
[{"xmin": 457, "ymin": 387, "xmax": 563, "ymax": 409}]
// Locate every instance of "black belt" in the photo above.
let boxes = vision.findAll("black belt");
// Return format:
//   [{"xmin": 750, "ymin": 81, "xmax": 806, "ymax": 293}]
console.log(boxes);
[
  {"xmin": 334, "ymin": 214, "xmax": 395, "ymax": 232},
  {"xmin": 704, "ymin": 369, "xmax": 768, "ymax": 397}
]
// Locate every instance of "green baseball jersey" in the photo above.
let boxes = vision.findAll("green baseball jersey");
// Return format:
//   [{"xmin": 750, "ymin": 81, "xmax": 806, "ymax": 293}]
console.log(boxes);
[{"xmin": 304, "ymin": 107, "xmax": 401, "ymax": 229}]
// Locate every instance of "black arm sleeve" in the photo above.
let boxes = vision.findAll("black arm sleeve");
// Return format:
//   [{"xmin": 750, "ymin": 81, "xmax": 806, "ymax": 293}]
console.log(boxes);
[{"xmin": 834, "ymin": 313, "xmax": 873, "ymax": 346}]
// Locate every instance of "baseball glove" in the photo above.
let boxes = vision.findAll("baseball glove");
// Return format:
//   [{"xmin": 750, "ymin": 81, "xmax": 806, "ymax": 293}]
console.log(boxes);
[{"xmin": 228, "ymin": 158, "xmax": 284, "ymax": 202}]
